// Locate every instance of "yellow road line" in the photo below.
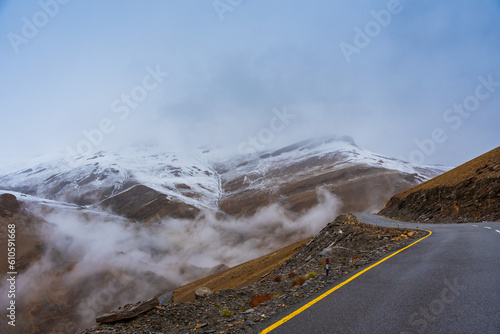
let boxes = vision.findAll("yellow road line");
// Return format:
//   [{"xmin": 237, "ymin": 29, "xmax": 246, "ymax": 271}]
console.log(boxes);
[{"xmin": 260, "ymin": 229, "xmax": 433, "ymax": 333}]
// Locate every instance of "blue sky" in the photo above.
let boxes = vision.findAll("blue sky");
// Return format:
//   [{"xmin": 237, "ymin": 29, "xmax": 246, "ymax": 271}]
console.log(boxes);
[{"xmin": 0, "ymin": 0, "xmax": 499, "ymax": 166}]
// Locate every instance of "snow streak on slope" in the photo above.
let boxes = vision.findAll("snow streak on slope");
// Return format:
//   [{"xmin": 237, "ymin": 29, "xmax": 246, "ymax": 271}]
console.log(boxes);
[
  {"xmin": 0, "ymin": 146, "xmax": 221, "ymax": 211},
  {"xmin": 0, "ymin": 136, "xmax": 449, "ymax": 216},
  {"xmin": 219, "ymin": 136, "xmax": 447, "ymax": 193}
]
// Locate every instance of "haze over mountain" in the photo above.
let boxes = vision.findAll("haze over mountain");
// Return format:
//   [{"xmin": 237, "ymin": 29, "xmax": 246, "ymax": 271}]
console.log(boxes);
[
  {"xmin": 0, "ymin": 136, "xmax": 448, "ymax": 333},
  {"xmin": 0, "ymin": 136, "xmax": 447, "ymax": 221}
]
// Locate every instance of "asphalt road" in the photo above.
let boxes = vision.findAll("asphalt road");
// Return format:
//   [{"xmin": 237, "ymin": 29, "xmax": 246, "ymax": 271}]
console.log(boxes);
[{"xmin": 258, "ymin": 214, "xmax": 500, "ymax": 334}]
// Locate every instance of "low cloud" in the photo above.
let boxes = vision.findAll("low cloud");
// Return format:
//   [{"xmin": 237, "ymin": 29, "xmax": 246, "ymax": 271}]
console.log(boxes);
[{"xmin": 0, "ymin": 188, "xmax": 340, "ymax": 333}]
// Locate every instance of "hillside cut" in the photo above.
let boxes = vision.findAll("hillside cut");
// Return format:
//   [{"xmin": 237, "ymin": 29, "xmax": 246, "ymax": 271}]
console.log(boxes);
[{"xmin": 379, "ymin": 146, "xmax": 500, "ymax": 223}]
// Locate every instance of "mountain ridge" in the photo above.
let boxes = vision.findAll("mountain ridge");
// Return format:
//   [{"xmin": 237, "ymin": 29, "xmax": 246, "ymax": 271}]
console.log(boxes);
[{"xmin": 0, "ymin": 136, "xmax": 448, "ymax": 221}]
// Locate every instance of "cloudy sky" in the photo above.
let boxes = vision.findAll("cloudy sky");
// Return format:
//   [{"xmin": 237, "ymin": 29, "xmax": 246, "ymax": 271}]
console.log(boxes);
[{"xmin": 0, "ymin": 0, "xmax": 499, "ymax": 166}]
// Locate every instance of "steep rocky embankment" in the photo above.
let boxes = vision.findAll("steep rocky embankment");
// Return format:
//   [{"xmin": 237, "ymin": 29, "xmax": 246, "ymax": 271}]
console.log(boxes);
[
  {"xmin": 81, "ymin": 215, "xmax": 425, "ymax": 334},
  {"xmin": 379, "ymin": 146, "xmax": 500, "ymax": 223}
]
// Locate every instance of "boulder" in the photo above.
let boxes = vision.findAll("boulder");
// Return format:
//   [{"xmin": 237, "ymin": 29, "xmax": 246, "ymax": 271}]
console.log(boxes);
[
  {"xmin": 194, "ymin": 287, "xmax": 213, "ymax": 299},
  {"xmin": 96, "ymin": 297, "xmax": 159, "ymax": 324}
]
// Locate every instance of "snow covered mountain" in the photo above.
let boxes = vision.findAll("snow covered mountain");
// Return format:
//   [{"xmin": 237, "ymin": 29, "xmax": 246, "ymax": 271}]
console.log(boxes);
[
  {"xmin": 216, "ymin": 136, "xmax": 447, "ymax": 215},
  {"xmin": 0, "ymin": 136, "xmax": 448, "ymax": 220},
  {"xmin": 0, "ymin": 146, "xmax": 220, "ymax": 220}
]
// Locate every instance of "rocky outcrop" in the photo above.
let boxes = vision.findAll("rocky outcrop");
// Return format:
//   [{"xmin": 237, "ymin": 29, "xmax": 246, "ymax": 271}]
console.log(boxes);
[
  {"xmin": 0, "ymin": 193, "xmax": 20, "ymax": 217},
  {"xmin": 96, "ymin": 297, "xmax": 159, "ymax": 324},
  {"xmin": 379, "ymin": 178, "xmax": 500, "ymax": 223}
]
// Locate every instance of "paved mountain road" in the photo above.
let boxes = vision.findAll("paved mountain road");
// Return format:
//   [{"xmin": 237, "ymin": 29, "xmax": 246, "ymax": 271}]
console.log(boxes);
[{"xmin": 257, "ymin": 214, "xmax": 500, "ymax": 334}]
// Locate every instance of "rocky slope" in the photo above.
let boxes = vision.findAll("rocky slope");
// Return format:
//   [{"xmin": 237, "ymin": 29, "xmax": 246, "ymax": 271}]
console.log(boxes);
[
  {"xmin": 379, "ymin": 146, "xmax": 500, "ymax": 223},
  {"xmin": 80, "ymin": 215, "xmax": 426, "ymax": 334}
]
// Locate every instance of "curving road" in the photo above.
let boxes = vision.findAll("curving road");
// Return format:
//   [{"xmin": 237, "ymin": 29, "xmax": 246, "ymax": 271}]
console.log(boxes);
[{"xmin": 257, "ymin": 214, "xmax": 500, "ymax": 334}]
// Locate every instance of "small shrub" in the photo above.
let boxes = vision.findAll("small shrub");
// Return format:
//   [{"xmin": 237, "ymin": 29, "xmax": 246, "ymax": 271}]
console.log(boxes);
[
  {"xmin": 220, "ymin": 310, "xmax": 233, "ymax": 317},
  {"xmin": 287, "ymin": 272, "xmax": 297, "ymax": 278},
  {"xmin": 291, "ymin": 276, "xmax": 307, "ymax": 287},
  {"xmin": 273, "ymin": 276, "xmax": 285, "ymax": 282},
  {"xmin": 250, "ymin": 295, "xmax": 272, "ymax": 308},
  {"xmin": 306, "ymin": 272, "xmax": 318, "ymax": 279},
  {"xmin": 273, "ymin": 293, "xmax": 282, "ymax": 299},
  {"xmin": 339, "ymin": 259, "xmax": 346, "ymax": 264}
]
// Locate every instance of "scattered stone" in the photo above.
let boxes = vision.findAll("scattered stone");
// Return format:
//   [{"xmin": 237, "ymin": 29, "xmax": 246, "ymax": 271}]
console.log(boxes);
[
  {"xmin": 250, "ymin": 295, "xmax": 272, "ymax": 308},
  {"xmin": 261, "ymin": 272, "xmax": 271, "ymax": 279}
]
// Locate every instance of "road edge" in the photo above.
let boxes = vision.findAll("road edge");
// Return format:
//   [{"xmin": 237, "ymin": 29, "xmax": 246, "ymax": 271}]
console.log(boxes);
[{"xmin": 259, "ymin": 229, "xmax": 433, "ymax": 334}]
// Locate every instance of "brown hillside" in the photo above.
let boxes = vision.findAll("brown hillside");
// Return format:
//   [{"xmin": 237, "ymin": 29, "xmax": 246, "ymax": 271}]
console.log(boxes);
[
  {"xmin": 379, "ymin": 146, "xmax": 500, "ymax": 223},
  {"xmin": 100, "ymin": 185, "xmax": 200, "ymax": 221},
  {"xmin": 171, "ymin": 238, "xmax": 311, "ymax": 303}
]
